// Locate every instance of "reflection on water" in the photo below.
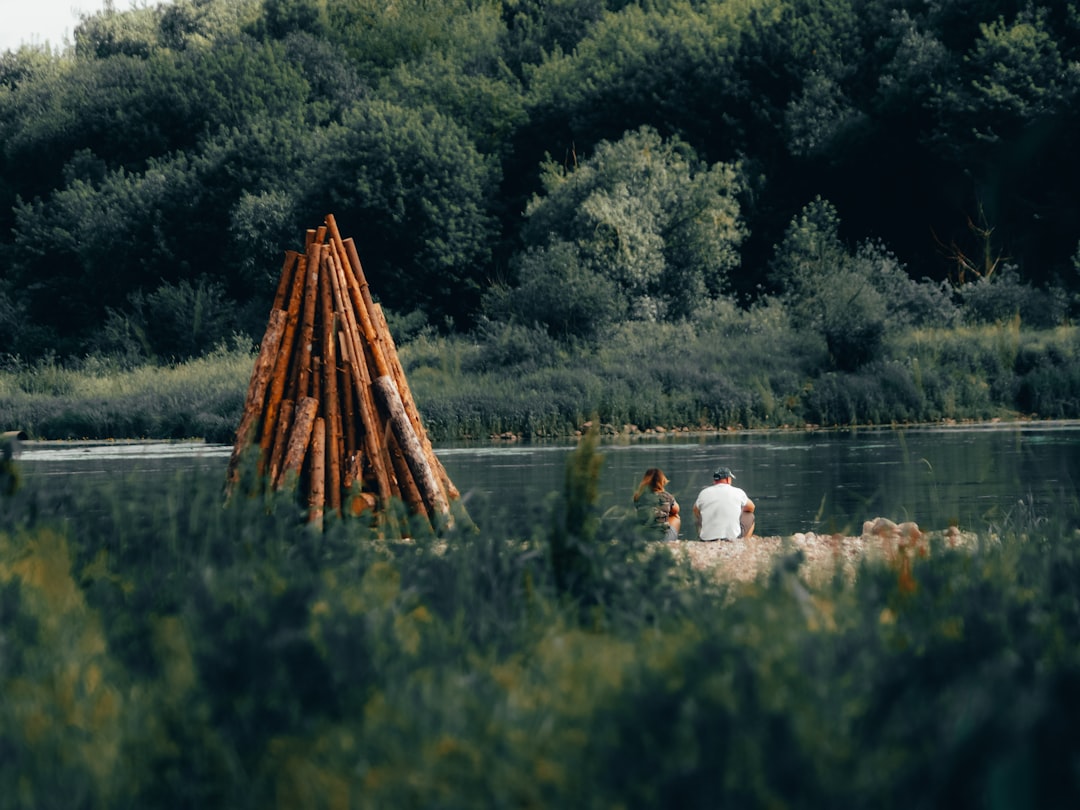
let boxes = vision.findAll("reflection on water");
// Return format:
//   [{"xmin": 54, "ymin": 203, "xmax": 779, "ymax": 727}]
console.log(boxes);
[
  {"xmin": 13, "ymin": 424, "xmax": 1080, "ymax": 535},
  {"xmin": 439, "ymin": 424, "xmax": 1080, "ymax": 536},
  {"xmin": 17, "ymin": 440, "xmax": 232, "ymax": 477}
]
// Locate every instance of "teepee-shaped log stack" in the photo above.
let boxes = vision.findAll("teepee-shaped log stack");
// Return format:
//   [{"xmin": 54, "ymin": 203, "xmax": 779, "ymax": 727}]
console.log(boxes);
[{"xmin": 227, "ymin": 214, "xmax": 459, "ymax": 533}]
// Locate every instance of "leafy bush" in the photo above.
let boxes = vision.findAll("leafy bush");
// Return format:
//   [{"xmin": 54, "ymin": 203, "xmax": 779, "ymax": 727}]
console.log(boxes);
[
  {"xmin": 958, "ymin": 267, "xmax": 1067, "ymax": 327},
  {"xmin": 97, "ymin": 277, "xmax": 238, "ymax": 362},
  {"xmin": 512, "ymin": 126, "xmax": 747, "ymax": 325},
  {"xmin": 482, "ymin": 241, "xmax": 626, "ymax": 339},
  {"xmin": 770, "ymin": 197, "xmax": 890, "ymax": 371}
]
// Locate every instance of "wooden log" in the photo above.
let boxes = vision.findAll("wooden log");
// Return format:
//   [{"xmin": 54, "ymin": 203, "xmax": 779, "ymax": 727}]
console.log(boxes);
[
  {"xmin": 386, "ymin": 429, "xmax": 429, "ymax": 524},
  {"xmin": 292, "ymin": 245, "xmax": 322, "ymax": 402},
  {"xmin": 308, "ymin": 417, "xmax": 326, "ymax": 528},
  {"xmin": 373, "ymin": 375, "xmax": 450, "ymax": 521},
  {"xmin": 324, "ymin": 228, "xmax": 406, "ymax": 507},
  {"xmin": 324, "ymin": 215, "xmax": 391, "ymax": 378},
  {"xmin": 373, "ymin": 302, "xmax": 459, "ymax": 501},
  {"xmin": 338, "ymin": 333, "xmax": 357, "ymax": 460},
  {"xmin": 272, "ymin": 251, "xmax": 302, "ymax": 312},
  {"xmin": 277, "ymin": 395, "xmax": 320, "ymax": 490},
  {"xmin": 311, "ymin": 355, "xmax": 322, "ymax": 411},
  {"xmin": 318, "ymin": 255, "xmax": 342, "ymax": 514},
  {"xmin": 226, "ymin": 308, "xmax": 287, "ymax": 487},
  {"xmin": 325, "ymin": 244, "xmax": 394, "ymax": 506},
  {"xmin": 267, "ymin": 399, "xmax": 295, "ymax": 486},
  {"xmin": 259, "ymin": 252, "xmax": 309, "ymax": 468},
  {"xmin": 326, "ymin": 214, "xmax": 453, "ymax": 527}
]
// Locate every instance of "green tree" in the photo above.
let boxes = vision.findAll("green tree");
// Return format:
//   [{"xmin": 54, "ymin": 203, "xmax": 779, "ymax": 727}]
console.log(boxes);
[
  {"xmin": 300, "ymin": 98, "xmax": 500, "ymax": 328},
  {"xmin": 326, "ymin": 0, "xmax": 481, "ymax": 73},
  {"xmin": 926, "ymin": 4, "xmax": 1080, "ymax": 282},
  {"xmin": 524, "ymin": 0, "xmax": 762, "ymax": 156},
  {"xmin": 0, "ymin": 39, "xmax": 311, "ymax": 200},
  {"xmin": 770, "ymin": 197, "xmax": 887, "ymax": 371},
  {"xmin": 376, "ymin": 2, "xmax": 526, "ymax": 158},
  {"xmin": 96, "ymin": 277, "xmax": 237, "ymax": 362},
  {"xmin": 483, "ymin": 241, "xmax": 625, "ymax": 340},
  {"xmin": 518, "ymin": 126, "xmax": 746, "ymax": 324},
  {"xmin": 256, "ymin": 0, "xmax": 329, "ymax": 40},
  {"xmin": 501, "ymin": 0, "xmax": 608, "ymax": 74}
]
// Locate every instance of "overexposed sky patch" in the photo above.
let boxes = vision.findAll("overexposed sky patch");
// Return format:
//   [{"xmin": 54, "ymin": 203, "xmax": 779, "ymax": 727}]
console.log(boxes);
[
  {"xmin": 1, "ymin": 0, "xmax": 92, "ymax": 52},
  {"xmin": 0, "ymin": 0, "xmax": 163, "ymax": 53}
]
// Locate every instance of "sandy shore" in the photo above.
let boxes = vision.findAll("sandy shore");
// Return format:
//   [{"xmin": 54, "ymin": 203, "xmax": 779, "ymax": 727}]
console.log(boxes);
[{"xmin": 670, "ymin": 520, "xmax": 978, "ymax": 585}]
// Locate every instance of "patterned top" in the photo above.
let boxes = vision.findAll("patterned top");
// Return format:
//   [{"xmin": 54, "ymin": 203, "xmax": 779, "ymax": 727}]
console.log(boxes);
[{"xmin": 635, "ymin": 490, "xmax": 676, "ymax": 534}]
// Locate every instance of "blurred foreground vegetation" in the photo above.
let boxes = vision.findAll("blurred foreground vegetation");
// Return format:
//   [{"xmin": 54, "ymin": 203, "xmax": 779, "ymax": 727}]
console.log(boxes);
[{"xmin": 1, "ymin": 432, "xmax": 1079, "ymax": 808}]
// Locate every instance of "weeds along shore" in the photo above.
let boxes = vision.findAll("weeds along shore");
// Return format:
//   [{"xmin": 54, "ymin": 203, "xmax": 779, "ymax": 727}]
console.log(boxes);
[{"xmin": 1, "ymin": 319, "xmax": 1078, "ymax": 442}]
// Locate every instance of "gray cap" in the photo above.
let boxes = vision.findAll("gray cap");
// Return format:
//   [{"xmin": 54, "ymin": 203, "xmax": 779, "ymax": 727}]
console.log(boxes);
[{"xmin": 713, "ymin": 467, "xmax": 735, "ymax": 481}]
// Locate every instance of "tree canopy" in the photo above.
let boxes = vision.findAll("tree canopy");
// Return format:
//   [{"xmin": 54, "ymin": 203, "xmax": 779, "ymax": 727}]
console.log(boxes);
[{"xmin": 0, "ymin": 0, "xmax": 1077, "ymax": 360}]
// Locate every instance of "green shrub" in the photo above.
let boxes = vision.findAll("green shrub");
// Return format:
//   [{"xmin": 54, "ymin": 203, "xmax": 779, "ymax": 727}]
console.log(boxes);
[{"xmin": 958, "ymin": 267, "xmax": 1067, "ymax": 328}]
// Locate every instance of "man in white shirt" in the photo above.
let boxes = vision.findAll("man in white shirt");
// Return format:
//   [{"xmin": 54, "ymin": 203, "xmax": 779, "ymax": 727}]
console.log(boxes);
[{"xmin": 693, "ymin": 467, "xmax": 755, "ymax": 542}]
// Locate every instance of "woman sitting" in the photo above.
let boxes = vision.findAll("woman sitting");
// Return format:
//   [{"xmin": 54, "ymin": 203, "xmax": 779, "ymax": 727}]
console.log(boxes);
[{"xmin": 633, "ymin": 468, "xmax": 681, "ymax": 541}]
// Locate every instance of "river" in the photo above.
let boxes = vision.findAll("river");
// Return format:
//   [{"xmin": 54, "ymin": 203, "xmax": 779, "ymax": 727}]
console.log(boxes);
[{"xmin": 12, "ymin": 422, "xmax": 1080, "ymax": 536}]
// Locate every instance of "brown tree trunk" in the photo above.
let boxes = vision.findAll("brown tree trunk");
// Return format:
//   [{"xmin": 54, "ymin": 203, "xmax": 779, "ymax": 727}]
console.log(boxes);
[
  {"xmin": 319, "ymin": 268, "xmax": 342, "ymax": 515},
  {"xmin": 271, "ymin": 251, "xmax": 301, "ymax": 312},
  {"xmin": 373, "ymin": 302, "xmax": 459, "ymax": 501},
  {"xmin": 325, "ymin": 246, "xmax": 393, "ymax": 506},
  {"xmin": 308, "ymin": 417, "xmax": 326, "ymax": 529},
  {"xmin": 227, "ymin": 307, "xmax": 287, "ymax": 487},
  {"xmin": 267, "ymin": 399, "xmax": 295, "ymax": 486},
  {"xmin": 260, "ymin": 254, "xmax": 309, "ymax": 470},
  {"xmin": 292, "ymin": 246, "xmax": 321, "ymax": 402},
  {"xmin": 373, "ymin": 375, "xmax": 450, "ymax": 522},
  {"xmin": 277, "ymin": 395, "xmax": 320, "ymax": 490}
]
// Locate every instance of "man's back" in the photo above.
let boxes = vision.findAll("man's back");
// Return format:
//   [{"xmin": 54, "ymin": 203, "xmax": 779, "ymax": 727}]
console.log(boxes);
[{"xmin": 694, "ymin": 482, "xmax": 749, "ymax": 541}]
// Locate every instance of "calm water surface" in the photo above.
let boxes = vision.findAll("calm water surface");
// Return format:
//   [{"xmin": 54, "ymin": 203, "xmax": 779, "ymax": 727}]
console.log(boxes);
[
  {"xmin": 13, "ymin": 424, "xmax": 1080, "ymax": 536},
  {"xmin": 437, "ymin": 424, "xmax": 1080, "ymax": 536}
]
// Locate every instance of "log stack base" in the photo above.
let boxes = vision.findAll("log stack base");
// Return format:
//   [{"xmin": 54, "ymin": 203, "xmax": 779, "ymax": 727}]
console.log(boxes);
[{"xmin": 227, "ymin": 215, "xmax": 460, "ymax": 534}]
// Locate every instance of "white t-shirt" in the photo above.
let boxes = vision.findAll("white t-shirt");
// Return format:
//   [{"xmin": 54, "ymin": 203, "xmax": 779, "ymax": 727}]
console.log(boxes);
[{"xmin": 694, "ymin": 482, "xmax": 749, "ymax": 541}]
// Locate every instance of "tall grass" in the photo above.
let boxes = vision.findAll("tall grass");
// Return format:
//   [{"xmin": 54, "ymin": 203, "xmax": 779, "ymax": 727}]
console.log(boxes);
[
  {"xmin": 1, "ymin": 437, "xmax": 1079, "ymax": 807},
  {"xmin": 0, "ymin": 341, "xmax": 253, "ymax": 442},
  {"xmin": 1, "ymin": 322, "xmax": 1078, "ymax": 442}
]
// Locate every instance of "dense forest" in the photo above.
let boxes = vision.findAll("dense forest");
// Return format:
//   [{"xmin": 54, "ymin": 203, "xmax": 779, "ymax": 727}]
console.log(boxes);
[{"xmin": 1, "ymin": 0, "xmax": 1078, "ymax": 367}]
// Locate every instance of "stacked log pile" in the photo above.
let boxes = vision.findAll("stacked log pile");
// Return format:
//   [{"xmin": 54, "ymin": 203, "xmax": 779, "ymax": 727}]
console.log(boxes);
[{"xmin": 227, "ymin": 214, "xmax": 459, "ymax": 533}]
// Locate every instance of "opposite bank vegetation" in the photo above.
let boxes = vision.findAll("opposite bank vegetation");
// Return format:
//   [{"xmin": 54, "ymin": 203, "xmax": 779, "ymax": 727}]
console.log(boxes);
[{"xmin": 1, "ymin": 313, "xmax": 1078, "ymax": 443}]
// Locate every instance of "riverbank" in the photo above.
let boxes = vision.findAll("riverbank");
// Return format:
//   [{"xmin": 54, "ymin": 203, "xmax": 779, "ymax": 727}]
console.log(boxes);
[
  {"xmin": 676, "ymin": 520, "xmax": 980, "ymax": 586},
  {"xmin": 2, "ymin": 321, "xmax": 1079, "ymax": 443}
]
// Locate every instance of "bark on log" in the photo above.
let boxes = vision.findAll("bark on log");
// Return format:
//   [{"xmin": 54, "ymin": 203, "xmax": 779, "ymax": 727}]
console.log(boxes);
[
  {"xmin": 325, "ymin": 216, "xmax": 391, "ymax": 379},
  {"xmin": 338, "ymin": 333, "xmax": 357, "ymax": 461},
  {"xmin": 386, "ymin": 429, "xmax": 428, "ymax": 523},
  {"xmin": 227, "ymin": 308, "xmax": 287, "ymax": 486},
  {"xmin": 319, "ymin": 266, "xmax": 342, "ymax": 514},
  {"xmin": 272, "ymin": 251, "xmax": 302, "ymax": 312},
  {"xmin": 373, "ymin": 375, "xmax": 449, "ymax": 521},
  {"xmin": 292, "ymin": 246, "xmax": 321, "ymax": 402},
  {"xmin": 373, "ymin": 303, "xmax": 459, "ymax": 501},
  {"xmin": 260, "ymin": 254, "xmax": 309, "ymax": 467},
  {"xmin": 267, "ymin": 399, "xmax": 295, "ymax": 486},
  {"xmin": 325, "ymin": 246, "xmax": 393, "ymax": 505},
  {"xmin": 277, "ymin": 395, "xmax": 320, "ymax": 490},
  {"xmin": 308, "ymin": 417, "xmax": 326, "ymax": 528}
]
